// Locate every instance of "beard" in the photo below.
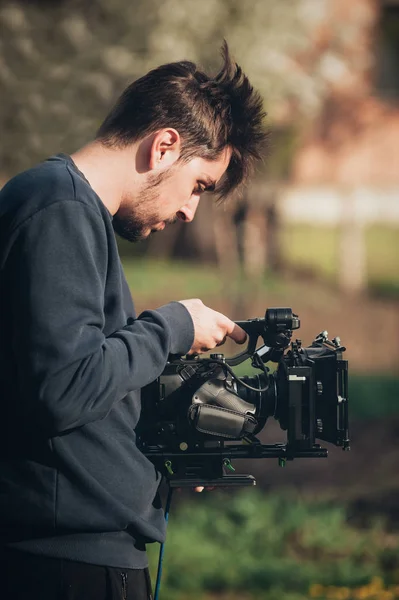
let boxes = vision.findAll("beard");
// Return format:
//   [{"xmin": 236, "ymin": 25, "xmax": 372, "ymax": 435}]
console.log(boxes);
[{"xmin": 112, "ymin": 169, "xmax": 174, "ymax": 242}]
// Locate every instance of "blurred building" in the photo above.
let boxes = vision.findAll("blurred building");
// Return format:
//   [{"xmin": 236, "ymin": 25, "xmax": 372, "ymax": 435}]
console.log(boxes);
[
  {"xmin": 293, "ymin": 0, "xmax": 399, "ymax": 187},
  {"xmin": 242, "ymin": 0, "xmax": 399, "ymax": 292}
]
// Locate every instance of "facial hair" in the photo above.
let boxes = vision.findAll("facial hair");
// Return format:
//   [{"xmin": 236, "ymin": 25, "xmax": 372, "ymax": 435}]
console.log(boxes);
[{"xmin": 112, "ymin": 169, "xmax": 174, "ymax": 243}]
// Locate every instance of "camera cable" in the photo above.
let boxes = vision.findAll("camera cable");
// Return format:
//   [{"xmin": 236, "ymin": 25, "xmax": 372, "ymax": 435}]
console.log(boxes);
[
  {"xmin": 208, "ymin": 358, "xmax": 271, "ymax": 393},
  {"xmin": 178, "ymin": 356, "xmax": 270, "ymax": 393},
  {"xmin": 154, "ymin": 485, "xmax": 174, "ymax": 600}
]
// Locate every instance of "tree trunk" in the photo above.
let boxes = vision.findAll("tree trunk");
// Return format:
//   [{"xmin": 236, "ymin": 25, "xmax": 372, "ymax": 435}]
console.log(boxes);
[
  {"xmin": 242, "ymin": 207, "xmax": 268, "ymax": 278},
  {"xmin": 338, "ymin": 188, "xmax": 367, "ymax": 294},
  {"xmin": 212, "ymin": 204, "xmax": 240, "ymax": 275}
]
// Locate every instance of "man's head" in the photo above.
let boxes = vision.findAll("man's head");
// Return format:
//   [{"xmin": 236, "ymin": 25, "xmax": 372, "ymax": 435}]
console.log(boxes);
[{"xmin": 95, "ymin": 42, "xmax": 267, "ymax": 241}]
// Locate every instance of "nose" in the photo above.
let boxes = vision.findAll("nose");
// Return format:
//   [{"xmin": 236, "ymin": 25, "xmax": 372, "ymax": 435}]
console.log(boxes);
[{"xmin": 176, "ymin": 196, "xmax": 200, "ymax": 223}]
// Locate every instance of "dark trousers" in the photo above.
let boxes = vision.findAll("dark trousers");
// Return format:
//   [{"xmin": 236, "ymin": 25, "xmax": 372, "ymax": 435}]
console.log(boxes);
[{"xmin": 0, "ymin": 549, "xmax": 153, "ymax": 600}]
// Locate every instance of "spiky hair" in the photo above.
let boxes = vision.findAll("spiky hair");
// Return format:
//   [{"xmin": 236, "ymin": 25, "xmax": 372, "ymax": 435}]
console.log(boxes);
[{"xmin": 97, "ymin": 42, "xmax": 268, "ymax": 198}]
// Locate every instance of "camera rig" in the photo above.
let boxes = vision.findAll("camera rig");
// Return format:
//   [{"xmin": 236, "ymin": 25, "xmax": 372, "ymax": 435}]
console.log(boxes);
[{"xmin": 138, "ymin": 308, "xmax": 349, "ymax": 488}]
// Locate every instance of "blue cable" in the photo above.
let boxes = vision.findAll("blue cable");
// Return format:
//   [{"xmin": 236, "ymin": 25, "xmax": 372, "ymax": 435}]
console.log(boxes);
[{"xmin": 154, "ymin": 486, "xmax": 174, "ymax": 600}]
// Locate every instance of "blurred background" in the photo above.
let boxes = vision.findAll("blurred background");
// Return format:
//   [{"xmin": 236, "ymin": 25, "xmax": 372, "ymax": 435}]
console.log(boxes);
[{"xmin": 1, "ymin": 0, "xmax": 398, "ymax": 598}]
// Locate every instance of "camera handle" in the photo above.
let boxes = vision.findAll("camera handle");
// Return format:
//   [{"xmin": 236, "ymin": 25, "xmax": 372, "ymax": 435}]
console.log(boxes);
[
  {"xmin": 224, "ymin": 319, "xmax": 264, "ymax": 366},
  {"xmin": 226, "ymin": 308, "xmax": 299, "ymax": 366},
  {"xmin": 226, "ymin": 319, "xmax": 286, "ymax": 367}
]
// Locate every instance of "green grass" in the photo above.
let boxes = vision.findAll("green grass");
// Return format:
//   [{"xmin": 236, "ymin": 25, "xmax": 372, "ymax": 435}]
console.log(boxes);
[
  {"xmin": 122, "ymin": 258, "xmax": 225, "ymax": 299},
  {"xmin": 146, "ymin": 488, "xmax": 399, "ymax": 600},
  {"xmin": 121, "ymin": 257, "xmax": 284, "ymax": 302},
  {"xmin": 280, "ymin": 224, "xmax": 339, "ymax": 280},
  {"xmin": 121, "ymin": 224, "xmax": 399, "ymax": 301},
  {"xmin": 280, "ymin": 224, "xmax": 399, "ymax": 290},
  {"xmin": 366, "ymin": 226, "xmax": 399, "ymax": 283}
]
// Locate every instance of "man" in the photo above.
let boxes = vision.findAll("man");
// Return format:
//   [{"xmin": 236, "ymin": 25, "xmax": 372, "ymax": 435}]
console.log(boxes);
[{"xmin": 0, "ymin": 43, "xmax": 267, "ymax": 599}]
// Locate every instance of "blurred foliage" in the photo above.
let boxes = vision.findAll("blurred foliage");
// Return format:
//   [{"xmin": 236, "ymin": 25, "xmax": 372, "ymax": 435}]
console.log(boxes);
[
  {"xmin": 311, "ymin": 577, "xmax": 399, "ymax": 600},
  {"xmin": 0, "ymin": 0, "xmax": 333, "ymax": 176},
  {"xmin": 146, "ymin": 488, "xmax": 399, "ymax": 599},
  {"xmin": 257, "ymin": 126, "xmax": 300, "ymax": 181},
  {"xmin": 349, "ymin": 375, "xmax": 399, "ymax": 420}
]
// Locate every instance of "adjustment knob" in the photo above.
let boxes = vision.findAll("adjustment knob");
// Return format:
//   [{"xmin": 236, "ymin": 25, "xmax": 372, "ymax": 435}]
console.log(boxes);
[{"xmin": 210, "ymin": 353, "xmax": 224, "ymax": 360}]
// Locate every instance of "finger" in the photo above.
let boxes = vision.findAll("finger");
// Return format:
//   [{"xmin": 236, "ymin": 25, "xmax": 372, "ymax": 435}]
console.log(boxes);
[
  {"xmin": 225, "ymin": 322, "xmax": 247, "ymax": 345},
  {"xmin": 216, "ymin": 336, "xmax": 227, "ymax": 347},
  {"xmin": 194, "ymin": 486, "xmax": 204, "ymax": 492}
]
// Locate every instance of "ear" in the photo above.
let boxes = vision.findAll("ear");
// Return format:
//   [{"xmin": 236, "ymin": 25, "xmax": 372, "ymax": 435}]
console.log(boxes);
[{"xmin": 149, "ymin": 129, "xmax": 181, "ymax": 171}]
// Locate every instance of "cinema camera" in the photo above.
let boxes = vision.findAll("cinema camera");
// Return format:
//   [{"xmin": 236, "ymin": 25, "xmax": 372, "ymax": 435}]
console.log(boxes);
[{"xmin": 138, "ymin": 308, "xmax": 350, "ymax": 488}]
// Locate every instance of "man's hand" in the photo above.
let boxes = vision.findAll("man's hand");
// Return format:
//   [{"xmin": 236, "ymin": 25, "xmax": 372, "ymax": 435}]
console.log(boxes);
[{"xmin": 178, "ymin": 298, "xmax": 247, "ymax": 355}]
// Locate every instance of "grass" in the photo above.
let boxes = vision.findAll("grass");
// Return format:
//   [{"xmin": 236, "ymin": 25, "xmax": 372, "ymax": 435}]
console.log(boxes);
[
  {"xmin": 121, "ymin": 256, "xmax": 287, "ymax": 307},
  {"xmin": 280, "ymin": 224, "xmax": 399, "ymax": 291},
  {"xmin": 280, "ymin": 224, "xmax": 340, "ymax": 280},
  {"xmin": 122, "ymin": 257, "xmax": 227, "ymax": 300},
  {"xmin": 121, "ymin": 224, "xmax": 399, "ymax": 302}
]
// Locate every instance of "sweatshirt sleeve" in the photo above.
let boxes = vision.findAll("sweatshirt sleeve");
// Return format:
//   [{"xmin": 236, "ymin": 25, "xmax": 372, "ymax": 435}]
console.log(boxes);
[{"xmin": 6, "ymin": 200, "xmax": 194, "ymax": 435}]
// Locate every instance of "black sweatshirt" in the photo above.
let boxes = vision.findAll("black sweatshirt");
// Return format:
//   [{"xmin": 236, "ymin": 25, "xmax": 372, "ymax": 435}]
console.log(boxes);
[{"xmin": 0, "ymin": 154, "xmax": 194, "ymax": 568}]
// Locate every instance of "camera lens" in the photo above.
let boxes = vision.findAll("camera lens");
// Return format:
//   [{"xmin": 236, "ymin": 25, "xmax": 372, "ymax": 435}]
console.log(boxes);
[{"xmin": 237, "ymin": 373, "xmax": 278, "ymax": 433}]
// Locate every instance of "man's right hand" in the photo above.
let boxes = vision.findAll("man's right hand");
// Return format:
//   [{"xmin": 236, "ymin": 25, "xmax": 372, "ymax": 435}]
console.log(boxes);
[{"xmin": 178, "ymin": 298, "xmax": 247, "ymax": 355}]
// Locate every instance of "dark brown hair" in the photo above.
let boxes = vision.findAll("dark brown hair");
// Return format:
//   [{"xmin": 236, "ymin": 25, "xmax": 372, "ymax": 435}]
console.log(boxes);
[{"xmin": 96, "ymin": 42, "xmax": 268, "ymax": 198}]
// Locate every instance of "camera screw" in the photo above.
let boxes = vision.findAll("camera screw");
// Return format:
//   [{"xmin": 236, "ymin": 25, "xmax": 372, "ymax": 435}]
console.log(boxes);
[
  {"xmin": 315, "ymin": 331, "xmax": 328, "ymax": 343},
  {"xmin": 179, "ymin": 442, "xmax": 188, "ymax": 451},
  {"xmin": 223, "ymin": 458, "xmax": 235, "ymax": 472},
  {"xmin": 164, "ymin": 460, "xmax": 174, "ymax": 475},
  {"xmin": 210, "ymin": 353, "xmax": 224, "ymax": 361}
]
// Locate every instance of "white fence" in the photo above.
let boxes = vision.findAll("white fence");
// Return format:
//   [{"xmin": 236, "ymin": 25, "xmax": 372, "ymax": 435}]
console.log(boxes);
[{"xmin": 277, "ymin": 186, "xmax": 399, "ymax": 226}]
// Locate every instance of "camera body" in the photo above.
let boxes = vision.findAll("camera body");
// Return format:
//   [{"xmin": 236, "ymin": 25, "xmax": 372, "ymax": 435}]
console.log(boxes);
[{"xmin": 138, "ymin": 308, "xmax": 349, "ymax": 487}]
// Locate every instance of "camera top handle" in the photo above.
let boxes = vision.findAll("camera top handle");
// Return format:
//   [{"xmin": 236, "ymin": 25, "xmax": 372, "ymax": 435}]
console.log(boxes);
[{"xmin": 226, "ymin": 307, "xmax": 300, "ymax": 367}]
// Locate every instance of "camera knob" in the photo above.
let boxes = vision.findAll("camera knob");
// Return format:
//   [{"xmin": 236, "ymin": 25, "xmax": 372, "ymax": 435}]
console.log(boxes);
[{"xmin": 210, "ymin": 353, "xmax": 224, "ymax": 361}]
